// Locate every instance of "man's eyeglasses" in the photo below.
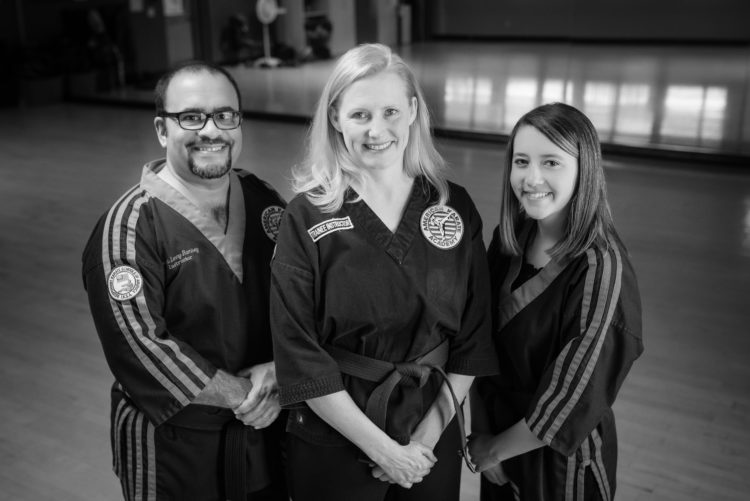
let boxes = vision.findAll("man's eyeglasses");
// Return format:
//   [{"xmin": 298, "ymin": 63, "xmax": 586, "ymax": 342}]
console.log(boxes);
[{"xmin": 158, "ymin": 110, "xmax": 243, "ymax": 130}]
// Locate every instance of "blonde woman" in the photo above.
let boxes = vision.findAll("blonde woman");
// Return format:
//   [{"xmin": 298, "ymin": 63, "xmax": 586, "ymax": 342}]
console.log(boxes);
[{"xmin": 271, "ymin": 44, "xmax": 498, "ymax": 501}]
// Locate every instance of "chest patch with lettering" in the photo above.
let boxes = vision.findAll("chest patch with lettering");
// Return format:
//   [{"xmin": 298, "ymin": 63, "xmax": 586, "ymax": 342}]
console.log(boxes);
[
  {"xmin": 420, "ymin": 205, "xmax": 464, "ymax": 249},
  {"xmin": 307, "ymin": 216, "xmax": 354, "ymax": 242},
  {"xmin": 261, "ymin": 205, "xmax": 284, "ymax": 242}
]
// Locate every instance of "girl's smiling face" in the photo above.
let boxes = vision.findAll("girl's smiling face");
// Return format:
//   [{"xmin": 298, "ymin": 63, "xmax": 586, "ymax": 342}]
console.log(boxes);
[{"xmin": 510, "ymin": 125, "xmax": 579, "ymax": 228}]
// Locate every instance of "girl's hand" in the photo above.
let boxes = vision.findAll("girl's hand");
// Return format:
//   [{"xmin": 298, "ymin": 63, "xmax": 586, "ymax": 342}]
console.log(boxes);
[
  {"xmin": 467, "ymin": 433, "xmax": 502, "ymax": 472},
  {"xmin": 482, "ymin": 462, "xmax": 509, "ymax": 486}
]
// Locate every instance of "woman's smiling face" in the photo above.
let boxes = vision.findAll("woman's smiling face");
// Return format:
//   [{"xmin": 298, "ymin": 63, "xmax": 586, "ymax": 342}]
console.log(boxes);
[{"xmin": 331, "ymin": 71, "xmax": 417, "ymax": 173}]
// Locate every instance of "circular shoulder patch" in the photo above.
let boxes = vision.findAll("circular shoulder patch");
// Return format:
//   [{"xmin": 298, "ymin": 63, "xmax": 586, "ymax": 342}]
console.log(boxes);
[
  {"xmin": 420, "ymin": 205, "xmax": 464, "ymax": 250},
  {"xmin": 261, "ymin": 205, "xmax": 284, "ymax": 242},
  {"xmin": 108, "ymin": 266, "xmax": 143, "ymax": 302}
]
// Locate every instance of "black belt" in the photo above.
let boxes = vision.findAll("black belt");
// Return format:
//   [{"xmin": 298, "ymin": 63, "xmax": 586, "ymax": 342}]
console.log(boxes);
[
  {"xmin": 168, "ymin": 405, "xmax": 270, "ymax": 500},
  {"xmin": 325, "ymin": 340, "xmax": 476, "ymax": 472}
]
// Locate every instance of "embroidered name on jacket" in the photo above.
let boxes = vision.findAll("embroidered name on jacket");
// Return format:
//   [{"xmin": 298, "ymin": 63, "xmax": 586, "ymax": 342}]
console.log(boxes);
[
  {"xmin": 166, "ymin": 248, "xmax": 200, "ymax": 270},
  {"xmin": 307, "ymin": 217, "xmax": 354, "ymax": 242}
]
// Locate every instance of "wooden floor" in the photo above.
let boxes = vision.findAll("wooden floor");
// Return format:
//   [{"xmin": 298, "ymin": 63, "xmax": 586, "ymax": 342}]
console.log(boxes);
[{"xmin": 0, "ymin": 103, "xmax": 749, "ymax": 500}]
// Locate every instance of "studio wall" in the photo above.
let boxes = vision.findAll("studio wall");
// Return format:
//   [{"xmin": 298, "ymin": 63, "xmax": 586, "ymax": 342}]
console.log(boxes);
[{"xmin": 429, "ymin": 0, "xmax": 750, "ymax": 43}]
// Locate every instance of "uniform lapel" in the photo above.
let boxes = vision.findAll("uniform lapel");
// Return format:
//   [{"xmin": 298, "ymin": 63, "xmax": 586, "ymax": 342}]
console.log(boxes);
[
  {"xmin": 346, "ymin": 179, "xmax": 427, "ymax": 263},
  {"xmin": 219, "ymin": 173, "xmax": 245, "ymax": 281},
  {"xmin": 386, "ymin": 180, "xmax": 427, "ymax": 263},
  {"xmin": 141, "ymin": 162, "xmax": 245, "ymax": 281},
  {"xmin": 497, "ymin": 220, "xmax": 569, "ymax": 330},
  {"xmin": 346, "ymin": 193, "xmax": 393, "ymax": 249}
]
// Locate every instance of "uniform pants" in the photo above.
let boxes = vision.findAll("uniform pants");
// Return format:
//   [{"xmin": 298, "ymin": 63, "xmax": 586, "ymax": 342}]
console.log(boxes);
[
  {"xmin": 478, "ymin": 460, "xmax": 607, "ymax": 501},
  {"xmin": 287, "ymin": 417, "xmax": 462, "ymax": 501},
  {"xmin": 112, "ymin": 399, "xmax": 288, "ymax": 501}
]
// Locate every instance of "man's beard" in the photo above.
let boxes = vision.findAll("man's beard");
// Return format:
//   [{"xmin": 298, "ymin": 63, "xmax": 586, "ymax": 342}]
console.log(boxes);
[{"xmin": 188, "ymin": 152, "xmax": 232, "ymax": 179}]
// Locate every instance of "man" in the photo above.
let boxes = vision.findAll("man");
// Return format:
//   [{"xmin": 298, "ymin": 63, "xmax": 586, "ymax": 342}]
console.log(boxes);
[{"xmin": 82, "ymin": 61, "xmax": 287, "ymax": 500}]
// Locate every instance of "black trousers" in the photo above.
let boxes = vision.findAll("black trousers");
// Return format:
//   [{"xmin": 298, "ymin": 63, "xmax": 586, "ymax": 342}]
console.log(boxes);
[
  {"xmin": 479, "ymin": 460, "xmax": 607, "ymax": 501},
  {"xmin": 132, "ymin": 416, "xmax": 288, "ymax": 501},
  {"xmin": 287, "ymin": 417, "xmax": 463, "ymax": 501}
]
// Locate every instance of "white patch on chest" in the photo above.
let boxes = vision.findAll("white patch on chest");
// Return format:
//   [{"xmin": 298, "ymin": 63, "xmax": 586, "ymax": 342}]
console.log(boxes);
[
  {"xmin": 420, "ymin": 205, "xmax": 464, "ymax": 249},
  {"xmin": 307, "ymin": 216, "xmax": 354, "ymax": 242}
]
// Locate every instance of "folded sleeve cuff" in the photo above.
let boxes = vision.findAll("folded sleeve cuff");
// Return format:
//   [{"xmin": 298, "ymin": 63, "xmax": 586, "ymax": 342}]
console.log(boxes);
[
  {"xmin": 446, "ymin": 355, "xmax": 500, "ymax": 377},
  {"xmin": 279, "ymin": 373, "xmax": 346, "ymax": 407}
]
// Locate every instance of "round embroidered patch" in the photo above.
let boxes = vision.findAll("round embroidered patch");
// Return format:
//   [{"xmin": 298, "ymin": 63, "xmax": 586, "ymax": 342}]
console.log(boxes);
[
  {"xmin": 420, "ymin": 205, "xmax": 464, "ymax": 249},
  {"xmin": 108, "ymin": 266, "xmax": 143, "ymax": 302},
  {"xmin": 261, "ymin": 205, "xmax": 284, "ymax": 242}
]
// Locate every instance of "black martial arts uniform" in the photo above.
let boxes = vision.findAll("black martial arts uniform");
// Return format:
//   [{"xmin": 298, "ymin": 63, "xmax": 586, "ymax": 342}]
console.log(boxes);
[
  {"xmin": 475, "ymin": 221, "xmax": 643, "ymax": 501},
  {"xmin": 82, "ymin": 160, "xmax": 288, "ymax": 501},
  {"xmin": 271, "ymin": 178, "xmax": 498, "ymax": 501}
]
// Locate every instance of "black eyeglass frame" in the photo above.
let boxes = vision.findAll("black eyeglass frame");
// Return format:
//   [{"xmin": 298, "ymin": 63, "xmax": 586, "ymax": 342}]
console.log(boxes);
[{"xmin": 157, "ymin": 110, "xmax": 243, "ymax": 130}]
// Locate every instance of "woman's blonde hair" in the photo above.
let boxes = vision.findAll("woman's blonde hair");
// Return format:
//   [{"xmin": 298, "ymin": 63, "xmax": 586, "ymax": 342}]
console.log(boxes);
[{"xmin": 293, "ymin": 43, "xmax": 448, "ymax": 212}]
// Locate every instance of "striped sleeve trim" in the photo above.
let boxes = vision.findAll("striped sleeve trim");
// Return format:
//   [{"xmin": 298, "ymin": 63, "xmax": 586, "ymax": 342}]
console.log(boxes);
[
  {"xmin": 589, "ymin": 429, "xmax": 612, "ymax": 501},
  {"xmin": 510, "ymin": 480, "xmax": 521, "ymax": 501},
  {"xmin": 564, "ymin": 453, "xmax": 577, "ymax": 501},
  {"xmin": 112, "ymin": 398, "xmax": 129, "ymax": 479},
  {"xmin": 113, "ymin": 400, "xmax": 156, "ymax": 501},
  {"xmin": 527, "ymin": 244, "xmax": 623, "ymax": 443},
  {"xmin": 102, "ymin": 189, "xmax": 211, "ymax": 407},
  {"xmin": 562, "ymin": 430, "xmax": 611, "ymax": 501}
]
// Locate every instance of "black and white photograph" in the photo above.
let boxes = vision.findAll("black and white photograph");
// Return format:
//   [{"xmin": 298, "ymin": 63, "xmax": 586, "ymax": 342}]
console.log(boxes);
[{"xmin": 1, "ymin": 1, "xmax": 748, "ymax": 500}]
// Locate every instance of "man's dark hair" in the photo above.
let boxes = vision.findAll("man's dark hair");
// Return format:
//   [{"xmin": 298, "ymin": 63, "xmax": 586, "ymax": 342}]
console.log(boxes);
[{"xmin": 154, "ymin": 61, "xmax": 243, "ymax": 114}]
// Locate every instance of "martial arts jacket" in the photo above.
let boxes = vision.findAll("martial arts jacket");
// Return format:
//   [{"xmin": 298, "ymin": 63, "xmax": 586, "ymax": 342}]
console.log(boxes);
[
  {"xmin": 475, "ymin": 221, "xmax": 643, "ymax": 501},
  {"xmin": 271, "ymin": 178, "xmax": 499, "ymax": 446},
  {"xmin": 82, "ymin": 159, "xmax": 284, "ymax": 426}
]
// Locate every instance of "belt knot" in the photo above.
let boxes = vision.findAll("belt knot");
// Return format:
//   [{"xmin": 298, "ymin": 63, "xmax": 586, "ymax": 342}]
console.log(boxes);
[{"xmin": 394, "ymin": 362, "xmax": 432, "ymax": 386}]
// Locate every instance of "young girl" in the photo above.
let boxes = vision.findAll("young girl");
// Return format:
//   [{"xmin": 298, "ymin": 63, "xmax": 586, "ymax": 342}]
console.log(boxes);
[{"xmin": 468, "ymin": 103, "xmax": 643, "ymax": 501}]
